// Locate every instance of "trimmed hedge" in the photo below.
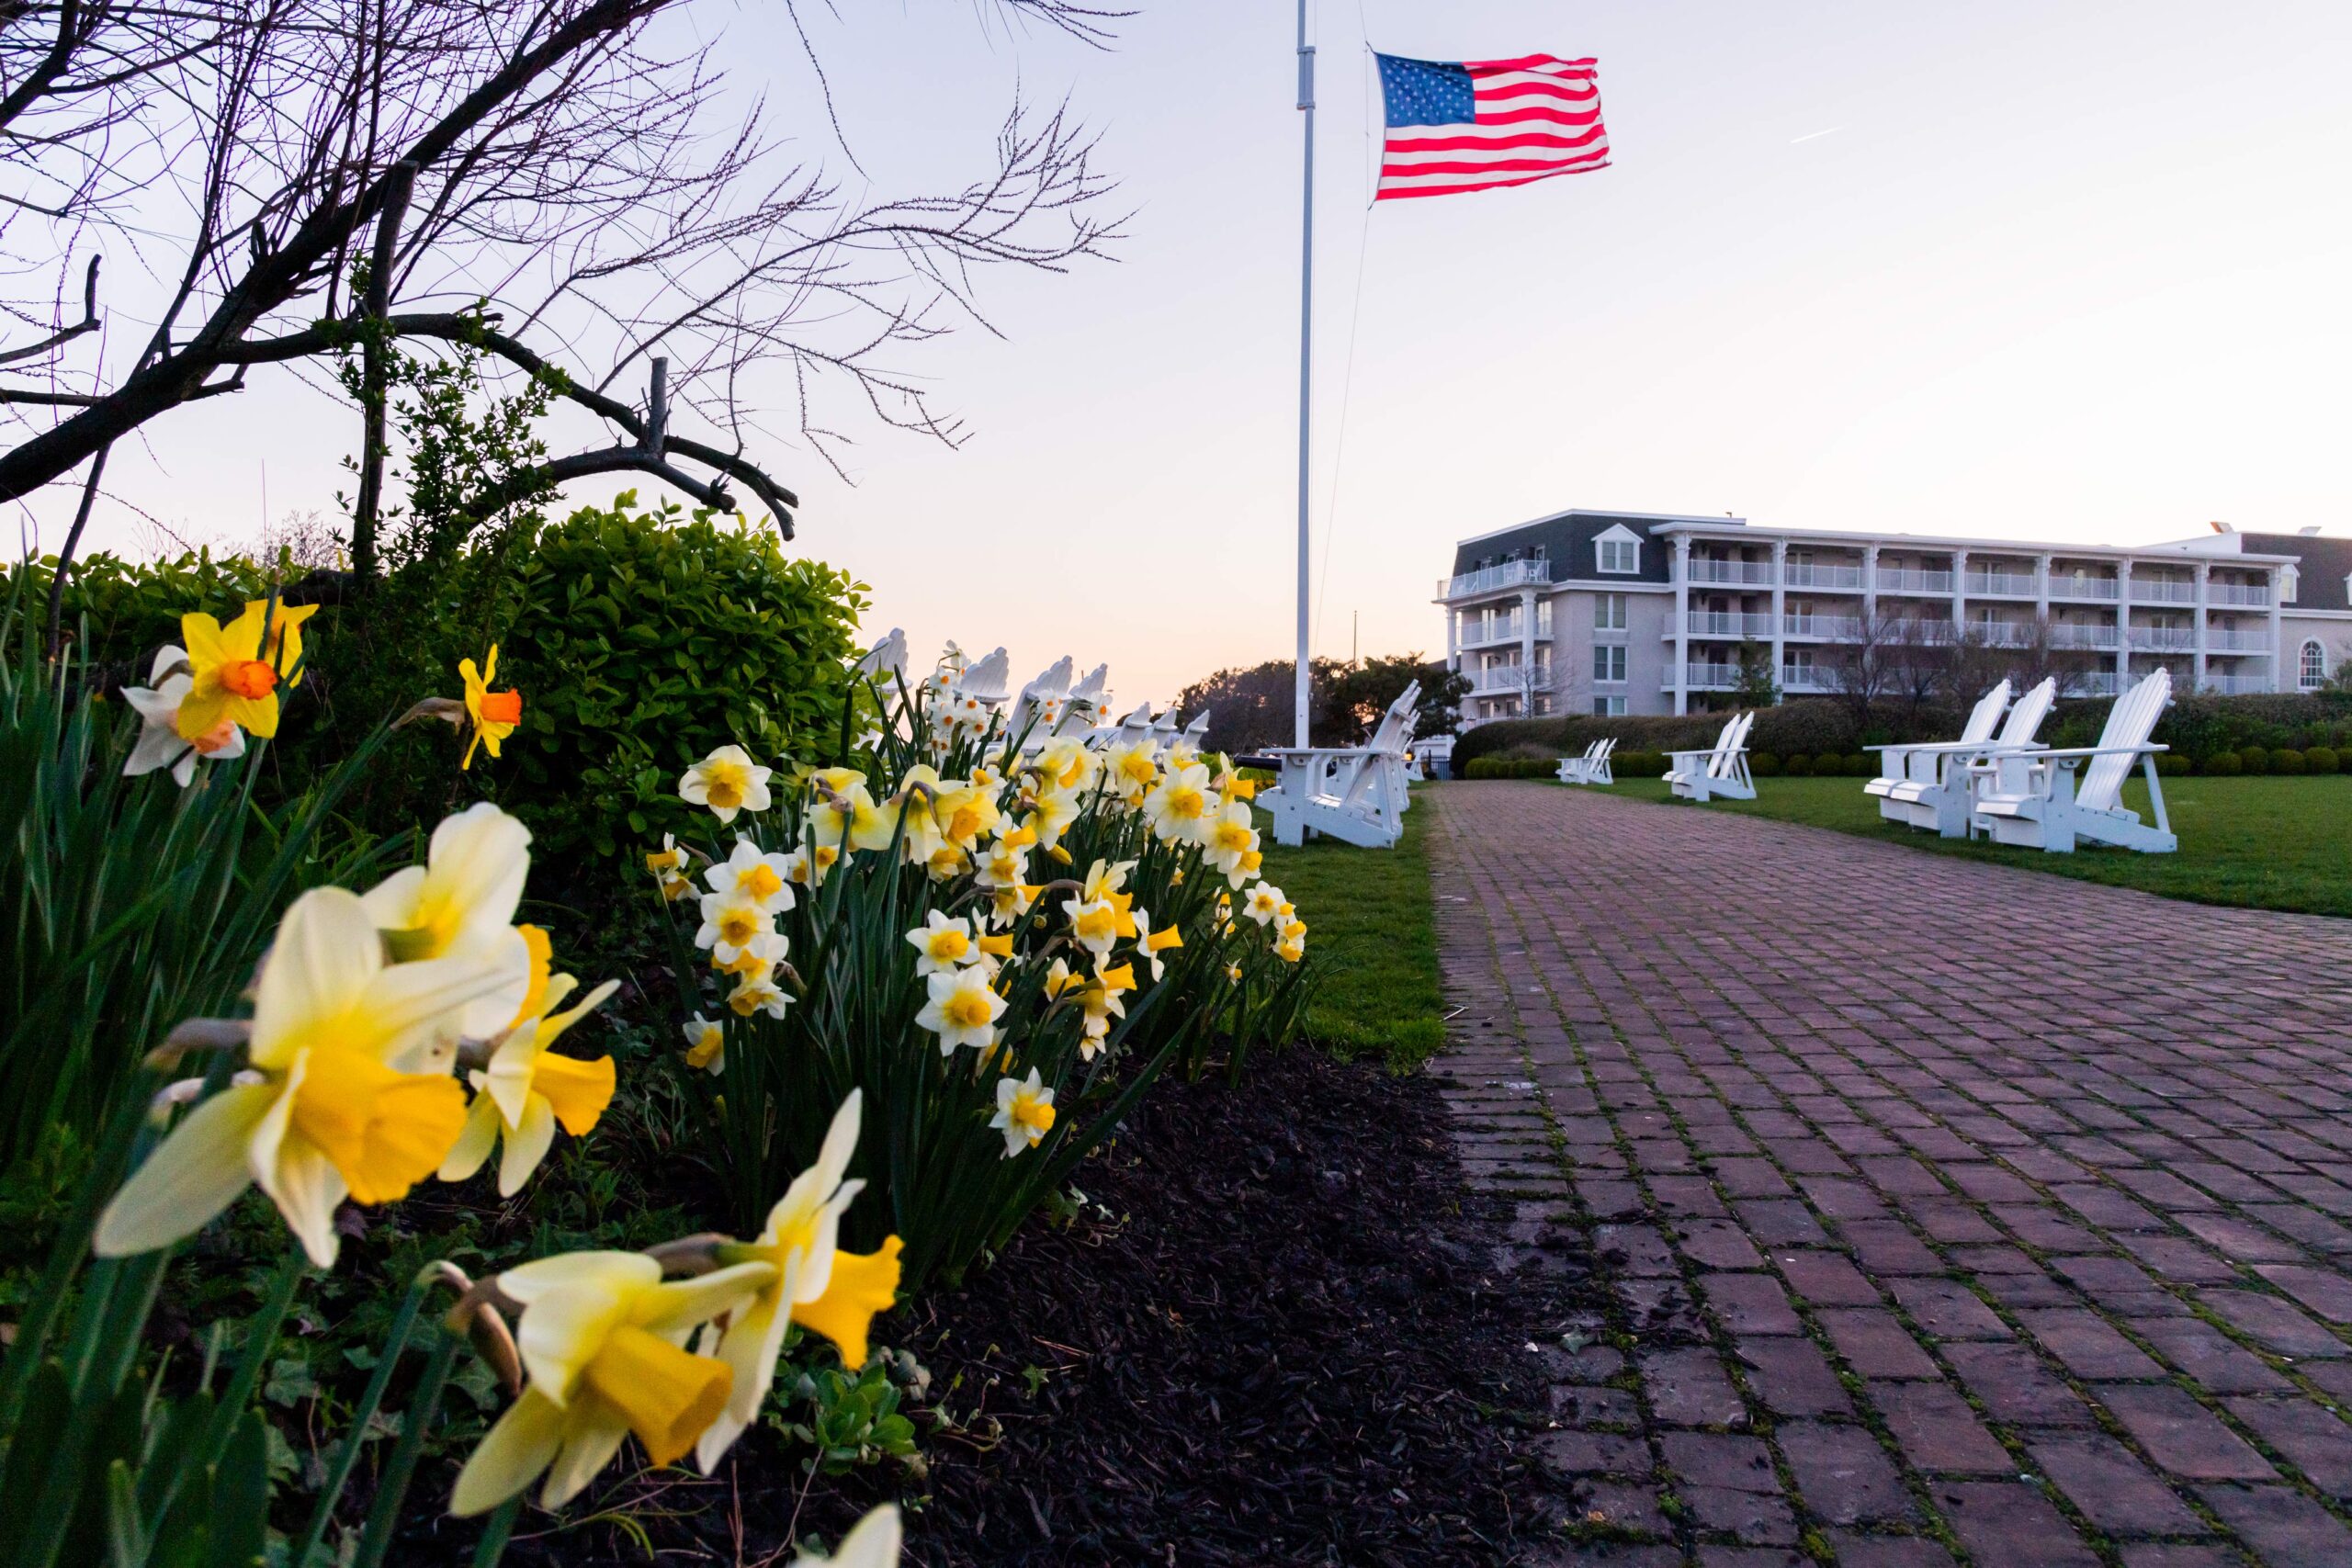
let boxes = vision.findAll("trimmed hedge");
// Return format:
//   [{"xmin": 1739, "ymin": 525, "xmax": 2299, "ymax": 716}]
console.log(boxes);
[
  {"xmin": 1464, "ymin": 756, "xmax": 1558, "ymax": 779},
  {"xmin": 2308, "ymin": 746, "xmax": 2341, "ymax": 774}
]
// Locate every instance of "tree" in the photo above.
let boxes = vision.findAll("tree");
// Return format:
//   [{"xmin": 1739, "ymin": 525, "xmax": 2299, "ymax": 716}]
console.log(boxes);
[
  {"xmin": 1730, "ymin": 638, "xmax": 1781, "ymax": 708},
  {"xmin": 0, "ymin": 0, "xmax": 1123, "ymax": 614},
  {"xmin": 1173, "ymin": 654, "xmax": 1468, "ymax": 756},
  {"xmin": 1823, "ymin": 606, "xmax": 1951, "ymax": 731}
]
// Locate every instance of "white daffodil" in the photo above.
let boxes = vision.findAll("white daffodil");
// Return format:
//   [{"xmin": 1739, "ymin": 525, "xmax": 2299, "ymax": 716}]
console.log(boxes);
[
  {"xmin": 644, "ymin": 834, "xmax": 695, "ymax": 902},
  {"xmin": 796, "ymin": 1505, "xmax": 903, "ymax": 1568},
  {"xmin": 96, "ymin": 887, "xmax": 510, "ymax": 1268},
  {"xmin": 695, "ymin": 890, "xmax": 775, "ymax": 969},
  {"xmin": 1021, "ymin": 788, "xmax": 1080, "ymax": 852},
  {"xmin": 680, "ymin": 744, "xmax": 774, "ymax": 824},
  {"xmin": 439, "ymin": 937, "xmax": 620, "ymax": 1197},
  {"xmin": 781, "ymin": 843, "xmax": 838, "ymax": 890},
  {"xmin": 1029, "ymin": 737, "xmax": 1096, "ymax": 796},
  {"xmin": 728, "ymin": 969, "xmax": 792, "ymax": 1021},
  {"xmin": 1142, "ymin": 762, "xmax": 1216, "ymax": 846},
  {"xmin": 1204, "ymin": 800, "xmax": 1260, "ymax": 886},
  {"xmin": 122, "ymin": 646, "xmax": 246, "ymax": 786},
  {"xmin": 1244, "ymin": 883, "xmax": 1285, "ymax": 926},
  {"xmin": 1102, "ymin": 739, "xmax": 1159, "ymax": 804},
  {"xmin": 990, "ymin": 1071, "xmax": 1057, "ymax": 1158},
  {"xmin": 1134, "ymin": 910, "xmax": 1184, "ymax": 982},
  {"xmin": 697, "ymin": 1094, "xmax": 904, "ymax": 1469},
  {"xmin": 904, "ymin": 910, "xmax": 979, "ymax": 976},
  {"xmin": 914, "ymin": 967, "xmax": 1003, "ymax": 1055},
  {"xmin": 449, "ymin": 1251, "xmax": 776, "ymax": 1515},
  {"xmin": 683, "ymin": 1014, "xmax": 726, "ymax": 1075},
  {"xmin": 704, "ymin": 836, "xmax": 795, "ymax": 913},
  {"xmin": 361, "ymin": 801, "xmax": 535, "ymax": 1036},
  {"xmin": 808, "ymin": 767, "xmax": 897, "ymax": 854}
]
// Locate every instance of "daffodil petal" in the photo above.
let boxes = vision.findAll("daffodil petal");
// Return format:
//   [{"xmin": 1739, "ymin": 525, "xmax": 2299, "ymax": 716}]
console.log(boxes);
[
  {"xmin": 249, "ymin": 888, "xmax": 384, "ymax": 1070},
  {"xmin": 93, "ymin": 1081, "xmax": 278, "ymax": 1257},
  {"xmin": 438, "ymin": 1091, "xmax": 502, "ymax": 1185},
  {"xmin": 813, "ymin": 1504, "xmax": 903, "ymax": 1568},
  {"xmin": 540, "ymin": 1399, "xmax": 631, "ymax": 1509},
  {"xmin": 450, "ymin": 1388, "xmax": 565, "ymax": 1517},
  {"xmin": 632, "ymin": 1262, "xmax": 778, "ymax": 1339},
  {"xmin": 500, "ymin": 1249, "xmax": 660, "ymax": 1305},
  {"xmin": 497, "ymin": 1094, "xmax": 558, "ymax": 1198}
]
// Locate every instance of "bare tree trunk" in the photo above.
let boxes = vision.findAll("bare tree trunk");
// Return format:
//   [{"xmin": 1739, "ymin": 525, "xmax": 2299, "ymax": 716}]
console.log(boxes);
[
  {"xmin": 349, "ymin": 163, "xmax": 414, "ymax": 585},
  {"xmin": 42, "ymin": 444, "xmax": 107, "ymax": 660}
]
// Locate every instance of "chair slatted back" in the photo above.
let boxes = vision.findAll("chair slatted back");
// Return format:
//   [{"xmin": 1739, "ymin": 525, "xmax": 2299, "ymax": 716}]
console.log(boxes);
[
  {"xmin": 1710, "ymin": 712, "xmax": 1753, "ymax": 779},
  {"xmin": 2080, "ymin": 670, "xmax": 2169, "ymax": 811},
  {"xmin": 1366, "ymin": 681, "xmax": 1421, "ymax": 754},
  {"xmin": 1960, "ymin": 680, "xmax": 2013, "ymax": 744},
  {"xmin": 1996, "ymin": 679, "xmax": 2057, "ymax": 747}
]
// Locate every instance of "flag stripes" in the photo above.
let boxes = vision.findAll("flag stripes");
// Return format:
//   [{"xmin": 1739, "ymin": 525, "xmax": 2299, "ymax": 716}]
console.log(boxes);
[{"xmin": 1374, "ymin": 52, "xmax": 1611, "ymax": 201}]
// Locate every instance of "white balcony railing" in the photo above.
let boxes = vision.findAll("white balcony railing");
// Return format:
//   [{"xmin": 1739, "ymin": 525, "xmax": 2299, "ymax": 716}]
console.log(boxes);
[
  {"xmin": 2129, "ymin": 579, "xmax": 2197, "ymax": 605},
  {"xmin": 2072, "ymin": 672, "xmax": 2121, "ymax": 696},
  {"xmin": 2049, "ymin": 576, "xmax": 2121, "ymax": 601},
  {"xmin": 2204, "ymin": 629, "xmax": 2269, "ymax": 653},
  {"xmin": 1685, "ymin": 558, "xmax": 1776, "ymax": 586},
  {"xmin": 2208, "ymin": 673, "xmax": 2274, "ymax": 694},
  {"xmin": 1963, "ymin": 570, "xmax": 2040, "ymax": 597},
  {"xmin": 2129, "ymin": 626, "xmax": 2198, "ymax": 653},
  {"xmin": 1468, "ymin": 664, "xmax": 1549, "ymax": 695},
  {"xmin": 2049, "ymin": 623, "xmax": 2120, "ymax": 650},
  {"xmin": 1782, "ymin": 615, "xmax": 1864, "ymax": 640},
  {"xmin": 1966, "ymin": 622, "xmax": 2041, "ymax": 649},
  {"xmin": 2209, "ymin": 581, "xmax": 2272, "ymax": 607},
  {"xmin": 1780, "ymin": 665, "xmax": 1836, "ymax": 694},
  {"xmin": 1437, "ymin": 558, "xmax": 1548, "ymax": 600},
  {"xmin": 1668, "ymin": 663, "xmax": 1741, "ymax": 691},
  {"xmin": 1876, "ymin": 568, "xmax": 1954, "ymax": 595},
  {"xmin": 1670, "ymin": 611, "xmax": 1775, "ymax": 639},
  {"xmin": 1458, "ymin": 616, "xmax": 1550, "ymax": 649},
  {"xmin": 1783, "ymin": 563, "xmax": 1864, "ymax": 590}
]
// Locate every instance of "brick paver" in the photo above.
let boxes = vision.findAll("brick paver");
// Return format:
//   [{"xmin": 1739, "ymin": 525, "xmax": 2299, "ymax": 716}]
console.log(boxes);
[{"xmin": 1429, "ymin": 784, "xmax": 2352, "ymax": 1567}]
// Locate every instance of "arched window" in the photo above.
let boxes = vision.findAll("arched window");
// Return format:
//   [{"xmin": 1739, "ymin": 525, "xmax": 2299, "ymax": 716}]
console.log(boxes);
[{"xmin": 2301, "ymin": 639, "xmax": 2328, "ymax": 691}]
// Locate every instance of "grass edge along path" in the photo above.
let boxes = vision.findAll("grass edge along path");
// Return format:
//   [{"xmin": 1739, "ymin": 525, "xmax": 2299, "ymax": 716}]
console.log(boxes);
[
  {"xmin": 1591, "ymin": 772, "xmax": 2352, "ymax": 919},
  {"xmin": 1255, "ymin": 795, "xmax": 1446, "ymax": 1071}
]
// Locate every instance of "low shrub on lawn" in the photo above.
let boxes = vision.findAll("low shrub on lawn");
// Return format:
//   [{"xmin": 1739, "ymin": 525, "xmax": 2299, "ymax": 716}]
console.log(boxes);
[{"xmin": 2308, "ymin": 745, "xmax": 2341, "ymax": 773}]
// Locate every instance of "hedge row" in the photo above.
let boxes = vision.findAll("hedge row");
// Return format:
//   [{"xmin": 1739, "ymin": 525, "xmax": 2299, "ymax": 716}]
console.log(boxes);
[{"xmin": 1462, "ymin": 741, "xmax": 2345, "ymax": 783}]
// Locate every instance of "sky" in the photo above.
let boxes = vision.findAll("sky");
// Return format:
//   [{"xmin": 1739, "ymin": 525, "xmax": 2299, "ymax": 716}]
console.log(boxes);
[{"xmin": 18, "ymin": 1, "xmax": 2352, "ymax": 708}]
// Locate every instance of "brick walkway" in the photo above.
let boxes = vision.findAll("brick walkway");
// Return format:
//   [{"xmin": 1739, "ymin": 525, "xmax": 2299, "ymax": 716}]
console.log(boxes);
[{"xmin": 1427, "ymin": 782, "xmax": 2352, "ymax": 1568}]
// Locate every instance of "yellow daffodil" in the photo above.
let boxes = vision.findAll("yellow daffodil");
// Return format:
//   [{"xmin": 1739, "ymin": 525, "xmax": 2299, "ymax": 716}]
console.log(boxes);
[
  {"xmin": 808, "ymin": 766, "xmax": 897, "ymax": 852},
  {"xmin": 1029, "ymin": 737, "xmax": 1096, "ymax": 795},
  {"xmin": 1102, "ymin": 739, "xmax": 1159, "ymax": 803},
  {"xmin": 255, "ymin": 600, "xmax": 320, "ymax": 687},
  {"xmin": 176, "ymin": 603, "xmax": 283, "ymax": 741},
  {"xmin": 1204, "ymin": 800, "xmax": 1260, "ymax": 886},
  {"xmin": 990, "ymin": 1070, "xmax": 1056, "ymax": 1158},
  {"xmin": 915, "ymin": 967, "xmax": 1003, "ymax": 1055},
  {"xmin": 986, "ymin": 880, "xmax": 1043, "ymax": 928},
  {"xmin": 1138, "ymin": 915, "xmax": 1183, "ymax": 982},
  {"xmin": 684, "ymin": 1014, "xmax": 726, "ymax": 1074},
  {"xmin": 794, "ymin": 1505, "xmax": 902, "ymax": 1568},
  {"xmin": 1215, "ymin": 761, "xmax": 1257, "ymax": 802},
  {"xmin": 698, "ymin": 1093, "xmax": 905, "ymax": 1467},
  {"xmin": 905, "ymin": 911, "xmax": 978, "ymax": 976},
  {"xmin": 1021, "ymin": 789, "xmax": 1080, "ymax": 852},
  {"xmin": 782, "ymin": 843, "xmax": 839, "ymax": 889},
  {"xmin": 440, "ymin": 934, "xmax": 619, "ymax": 1196},
  {"xmin": 1142, "ymin": 762, "xmax": 1216, "ymax": 846},
  {"xmin": 361, "ymin": 802, "xmax": 534, "ymax": 1037},
  {"xmin": 977, "ymin": 931, "xmax": 1015, "ymax": 962},
  {"xmin": 929, "ymin": 780, "xmax": 1001, "ymax": 851},
  {"xmin": 713, "ymin": 931, "xmax": 787, "ymax": 981},
  {"xmin": 645, "ymin": 834, "xmax": 695, "ymax": 901},
  {"xmin": 96, "ymin": 887, "xmax": 512, "ymax": 1267},
  {"xmin": 729, "ymin": 969, "xmax": 792, "ymax": 1021},
  {"xmin": 449, "ymin": 1251, "xmax": 777, "ymax": 1514},
  {"xmin": 680, "ymin": 745, "xmax": 774, "ymax": 824},
  {"xmin": 695, "ymin": 891, "xmax": 775, "ymax": 969},
  {"xmin": 1043, "ymin": 957, "xmax": 1084, "ymax": 1000},
  {"xmin": 123, "ymin": 646, "xmax": 244, "ymax": 787},
  {"xmin": 458, "ymin": 645, "xmax": 523, "ymax": 770},
  {"xmin": 1276, "ymin": 938, "xmax": 1305, "ymax": 964}
]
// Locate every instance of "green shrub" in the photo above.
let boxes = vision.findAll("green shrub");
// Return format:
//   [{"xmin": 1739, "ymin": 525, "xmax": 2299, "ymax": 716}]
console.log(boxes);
[
  {"xmin": 1751, "ymin": 751, "xmax": 1781, "ymax": 777},
  {"xmin": 2154, "ymin": 752, "xmax": 2189, "ymax": 776},
  {"xmin": 2306, "ymin": 745, "xmax": 2341, "ymax": 774},
  {"xmin": 2204, "ymin": 750, "xmax": 2244, "ymax": 776},
  {"xmin": 2239, "ymin": 746, "xmax": 2271, "ymax": 775},
  {"xmin": 1784, "ymin": 753, "xmax": 1813, "ymax": 776},
  {"xmin": 1839, "ymin": 752, "xmax": 1870, "ymax": 776},
  {"xmin": 2271, "ymin": 747, "xmax": 2306, "ymax": 774},
  {"xmin": 1464, "ymin": 756, "xmax": 1553, "ymax": 779}
]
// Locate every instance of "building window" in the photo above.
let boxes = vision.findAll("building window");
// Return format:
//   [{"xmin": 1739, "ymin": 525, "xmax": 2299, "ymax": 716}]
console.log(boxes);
[
  {"xmin": 2301, "ymin": 639, "xmax": 2328, "ymax": 691},
  {"xmin": 1536, "ymin": 598, "xmax": 1555, "ymax": 637},
  {"xmin": 2281, "ymin": 566, "xmax": 2299, "ymax": 604},
  {"xmin": 1595, "ymin": 592, "xmax": 1627, "ymax": 632},
  {"xmin": 1592, "ymin": 695, "xmax": 1626, "ymax": 716},
  {"xmin": 1593, "ymin": 524, "xmax": 1642, "ymax": 575},
  {"xmin": 1592, "ymin": 645, "xmax": 1626, "ymax": 684}
]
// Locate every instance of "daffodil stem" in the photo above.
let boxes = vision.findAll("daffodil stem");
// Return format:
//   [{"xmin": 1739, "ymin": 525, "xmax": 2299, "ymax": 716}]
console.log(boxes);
[
  {"xmin": 292, "ymin": 1269, "xmax": 434, "ymax": 1568},
  {"xmin": 469, "ymin": 1496, "xmax": 523, "ymax": 1565},
  {"xmin": 351, "ymin": 1327, "xmax": 461, "ymax": 1568},
  {"xmin": 204, "ymin": 1247, "xmax": 307, "ymax": 1464}
]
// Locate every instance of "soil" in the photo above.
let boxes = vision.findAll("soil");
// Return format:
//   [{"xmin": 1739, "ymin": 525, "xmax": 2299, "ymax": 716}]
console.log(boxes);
[{"xmin": 412, "ymin": 1049, "xmax": 1600, "ymax": 1566}]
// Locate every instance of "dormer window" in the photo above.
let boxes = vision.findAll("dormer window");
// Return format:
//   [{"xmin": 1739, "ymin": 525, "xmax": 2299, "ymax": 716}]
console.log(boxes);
[
  {"xmin": 2281, "ymin": 565, "xmax": 2300, "ymax": 604},
  {"xmin": 1594, "ymin": 523, "xmax": 1642, "ymax": 575}
]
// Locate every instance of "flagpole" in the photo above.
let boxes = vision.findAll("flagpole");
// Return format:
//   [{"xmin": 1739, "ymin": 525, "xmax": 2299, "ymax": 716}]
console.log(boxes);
[{"xmin": 1292, "ymin": 0, "xmax": 1316, "ymax": 749}]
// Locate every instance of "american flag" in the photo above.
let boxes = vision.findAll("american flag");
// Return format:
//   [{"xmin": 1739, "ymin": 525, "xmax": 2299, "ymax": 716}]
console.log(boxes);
[{"xmin": 1374, "ymin": 53, "xmax": 1610, "ymax": 202}]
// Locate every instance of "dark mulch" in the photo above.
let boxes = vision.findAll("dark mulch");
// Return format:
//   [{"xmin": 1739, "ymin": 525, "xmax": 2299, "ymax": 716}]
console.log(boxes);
[{"xmin": 416, "ymin": 1050, "xmax": 1600, "ymax": 1564}]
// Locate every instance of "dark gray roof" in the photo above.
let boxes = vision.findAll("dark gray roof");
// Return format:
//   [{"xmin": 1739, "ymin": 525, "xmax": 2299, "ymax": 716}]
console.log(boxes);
[
  {"xmin": 1448, "ymin": 510, "xmax": 1686, "ymax": 587},
  {"xmin": 2239, "ymin": 534, "xmax": 2352, "ymax": 613}
]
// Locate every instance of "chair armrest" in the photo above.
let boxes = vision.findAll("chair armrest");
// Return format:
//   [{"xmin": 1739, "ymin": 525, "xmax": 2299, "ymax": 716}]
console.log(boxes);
[{"xmin": 1997, "ymin": 743, "xmax": 2168, "ymax": 761}]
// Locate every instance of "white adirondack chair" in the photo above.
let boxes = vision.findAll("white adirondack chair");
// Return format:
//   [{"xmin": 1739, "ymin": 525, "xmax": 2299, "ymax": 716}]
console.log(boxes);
[
  {"xmin": 1008, "ymin": 657, "xmax": 1073, "ymax": 743},
  {"xmin": 1666, "ymin": 712, "xmax": 1755, "ymax": 802},
  {"xmin": 1557, "ymin": 738, "xmax": 1618, "ymax": 785},
  {"xmin": 1261, "ymin": 681, "xmax": 1419, "ymax": 848},
  {"xmin": 1866, "ymin": 680, "xmax": 2009, "ymax": 810},
  {"xmin": 1968, "ymin": 669, "xmax": 2176, "ymax": 854},
  {"xmin": 1182, "ymin": 709, "xmax": 1212, "ymax": 750},
  {"xmin": 1870, "ymin": 677, "xmax": 2055, "ymax": 837}
]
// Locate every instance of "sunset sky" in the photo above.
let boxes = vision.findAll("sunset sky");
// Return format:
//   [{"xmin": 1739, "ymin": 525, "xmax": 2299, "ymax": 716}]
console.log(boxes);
[{"xmin": 20, "ymin": 1, "xmax": 2352, "ymax": 708}]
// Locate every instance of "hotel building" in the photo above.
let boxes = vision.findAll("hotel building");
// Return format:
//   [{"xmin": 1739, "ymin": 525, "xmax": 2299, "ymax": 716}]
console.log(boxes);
[{"xmin": 1436, "ymin": 510, "xmax": 2352, "ymax": 724}]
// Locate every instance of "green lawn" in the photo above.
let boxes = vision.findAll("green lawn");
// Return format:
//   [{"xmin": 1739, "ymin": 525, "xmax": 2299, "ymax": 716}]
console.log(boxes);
[
  {"xmin": 1255, "ymin": 799, "xmax": 1446, "ymax": 1071},
  {"xmin": 1596, "ymin": 773, "xmax": 2352, "ymax": 918}
]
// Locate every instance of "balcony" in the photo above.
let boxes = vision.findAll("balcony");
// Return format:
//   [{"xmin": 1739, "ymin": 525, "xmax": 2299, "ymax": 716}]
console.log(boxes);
[
  {"xmin": 1437, "ymin": 558, "xmax": 1548, "ymax": 600},
  {"xmin": 1963, "ymin": 570, "xmax": 2040, "ymax": 597},
  {"xmin": 2209, "ymin": 581, "xmax": 2271, "ymax": 607},
  {"xmin": 2204, "ymin": 628, "xmax": 2269, "ymax": 654},
  {"xmin": 1668, "ymin": 663, "xmax": 1741, "ymax": 692},
  {"xmin": 1782, "ymin": 614, "xmax": 1863, "ymax": 640},
  {"xmin": 2073, "ymin": 672, "xmax": 2121, "ymax": 696},
  {"xmin": 1780, "ymin": 665, "xmax": 1836, "ymax": 694},
  {"xmin": 2128, "ymin": 626, "xmax": 2198, "ymax": 653},
  {"xmin": 1685, "ymin": 558, "xmax": 1775, "ymax": 586},
  {"xmin": 2129, "ymin": 578, "xmax": 2197, "ymax": 605},
  {"xmin": 1876, "ymin": 568, "xmax": 1954, "ymax": 595},
  {"xmin": 2049, "ymin": 623, "xmax": 2120, "ymax": 650},
  {"xmin": 2208, "ymin": 673, "xmax": 2273, "ymax": 694},
  {"xmin": 1668, "ymin": 611, "xmax": 1775, "ymax": 639},
  {"xmin": 1459, "ymin": 616, "xmax": 1549, "ymax": 650},
  {"xmin": 1468, "ymin": 663, "xmax": 1549, "ymax": 695},
  {"xmin": 1783, "ymin": 562, "xmax": 1864, "ymax": 590},
  {"xmin": 2049, "ymin": 576, "xmax": 2121, "ymax": 602},
  {"xmin": 1966, "ymin": 622, "xmax": 2042, "ymax": 649}
]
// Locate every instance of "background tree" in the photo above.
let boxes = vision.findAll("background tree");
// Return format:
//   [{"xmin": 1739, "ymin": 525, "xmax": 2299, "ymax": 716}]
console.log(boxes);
[
  {"xmin": 1730, "ymin": 637, "xmax": 1781, "ymax": 708},
  {"xmin": 1174, "ymin": 654, "xmax": 1466, "ymax": 756},
  {"xmin": 0, "ymin": 0, "xmax": 1123, "ymax": 608}
]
